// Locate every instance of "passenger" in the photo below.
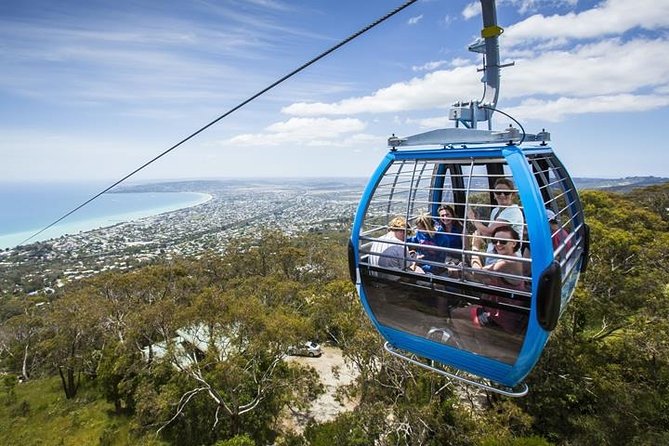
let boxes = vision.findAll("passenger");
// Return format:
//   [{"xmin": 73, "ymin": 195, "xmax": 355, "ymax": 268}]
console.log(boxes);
[
  {"xmin": 434, "ymin": 205, "xmax": 464, "ymax": 259},
  {"xmin": 520, "ymin": 224, "xmax": 531, "ymax": 279},
  {"xmin": 369, "ymin": 216, "xmax": 424, "ymax": 273},
  {"xmin": 467, "ymin": 178, "xmax": 524, "ymax": 265},
  {"xmin": 522, "ymin": 209, "xmax": 572, "ymax": 270},
  {"xmin": 442, "ymin": 225, "xmax": 527, "ymax": 362},
  {"xmin": 546, "ymin": 209, "xmax": 572, "ymax": 256},
  {"xmin": 468, "ymin": 225, "xmax": 527, "ymax": 334},
  {"xmin": 407, "ymin": 213, "xmax": 442, "ymax": 273}
]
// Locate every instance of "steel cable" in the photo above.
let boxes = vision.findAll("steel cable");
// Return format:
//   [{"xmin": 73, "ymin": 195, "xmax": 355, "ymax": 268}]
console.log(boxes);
[{"xmin": 20, "ymin": 0, "xmax": 419, "ymax": 246}]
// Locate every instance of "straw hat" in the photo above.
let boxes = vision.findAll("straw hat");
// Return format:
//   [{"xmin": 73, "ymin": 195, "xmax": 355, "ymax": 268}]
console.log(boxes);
[{"xmin": 388, "ymin": 216, "xmax": 410, "ymax": 230}]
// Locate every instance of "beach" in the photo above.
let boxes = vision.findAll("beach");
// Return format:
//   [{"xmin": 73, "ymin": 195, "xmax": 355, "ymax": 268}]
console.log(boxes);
[{"xmin": 0, "ymin": 191, "xmax": 212, "ymax": 250}]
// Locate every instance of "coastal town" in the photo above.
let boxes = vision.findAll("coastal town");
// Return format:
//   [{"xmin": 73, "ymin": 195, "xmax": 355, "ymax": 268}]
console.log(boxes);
[
  {"xmin": 2, "ymin": 174, "xmax": 666, "ymax": 297},
  {"xmin": 0, "ymin": 179, "xmax": 365, "ymax": 296}
]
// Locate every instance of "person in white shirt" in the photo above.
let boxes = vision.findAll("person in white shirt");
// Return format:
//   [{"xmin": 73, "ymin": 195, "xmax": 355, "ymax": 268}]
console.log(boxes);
[
  {"xmin": 467, "ymin": 178, "xmax": 524, "ymax": 265},
  {"xmin": 369, "ymin": 216, "xmax": 424, "ymax": 273}
]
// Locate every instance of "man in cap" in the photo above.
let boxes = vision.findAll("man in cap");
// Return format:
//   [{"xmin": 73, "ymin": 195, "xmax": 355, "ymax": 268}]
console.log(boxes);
[{"xmin": 369, "ymin": 216, "xmax": 423, "ymax": 273}]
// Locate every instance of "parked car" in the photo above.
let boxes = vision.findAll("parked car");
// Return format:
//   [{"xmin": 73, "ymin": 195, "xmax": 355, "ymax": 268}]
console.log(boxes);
[{"xmin": 287, "ymin": 341, "xmax": 322, "ymax": 357}]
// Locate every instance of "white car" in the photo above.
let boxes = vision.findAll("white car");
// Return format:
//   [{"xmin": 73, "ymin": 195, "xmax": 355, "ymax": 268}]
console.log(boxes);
[{"xmin": 287, "ymin": 341, "xmax": 322, "ymax": 357}]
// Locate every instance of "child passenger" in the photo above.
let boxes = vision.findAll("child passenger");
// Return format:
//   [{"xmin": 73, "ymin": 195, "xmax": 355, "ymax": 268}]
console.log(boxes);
[{"xmin": 407, "ymin": 213, "xmax": 442, "ymax": 274}]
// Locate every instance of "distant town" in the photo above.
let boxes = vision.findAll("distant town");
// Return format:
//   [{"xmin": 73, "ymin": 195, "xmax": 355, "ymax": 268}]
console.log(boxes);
[
  {"xmin": 0, "ymin": 178, "xmax": 366, "ymax": 296},
  {"xmin": 0, "ymin": 176, "xmax": 666, "ymax": 297}
]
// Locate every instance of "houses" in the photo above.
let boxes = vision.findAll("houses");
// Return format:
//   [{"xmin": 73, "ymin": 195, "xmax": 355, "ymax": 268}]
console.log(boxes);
[{"xmin": 141, "ymin": 323, "xmax": 237, "ymax": 368}]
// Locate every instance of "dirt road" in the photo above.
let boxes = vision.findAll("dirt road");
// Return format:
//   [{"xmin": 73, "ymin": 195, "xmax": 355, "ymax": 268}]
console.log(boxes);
[{"xmin": 286, "ymin": 345, "xmax": 358, "ymax": 426}]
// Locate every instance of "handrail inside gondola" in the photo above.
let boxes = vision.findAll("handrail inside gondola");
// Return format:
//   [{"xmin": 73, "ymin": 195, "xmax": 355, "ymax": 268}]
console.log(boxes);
[{"xmin": 360, "ymin": 264, "xmax": 532, "ymax": 314}]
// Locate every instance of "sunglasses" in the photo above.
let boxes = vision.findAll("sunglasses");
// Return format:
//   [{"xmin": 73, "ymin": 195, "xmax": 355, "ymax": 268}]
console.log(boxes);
[
  {"xmin": 493, "ymin": 239, "xmax": 510, "ymax": 246},
  {"xmin": 494, "ymin": 190, "xmax": 512, "ymax": 196}
]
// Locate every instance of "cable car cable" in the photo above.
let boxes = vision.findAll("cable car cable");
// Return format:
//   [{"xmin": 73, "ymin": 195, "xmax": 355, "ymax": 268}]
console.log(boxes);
[{"xmin": 19, "ymin": 0, "xmax": 420, "ymax": 247}]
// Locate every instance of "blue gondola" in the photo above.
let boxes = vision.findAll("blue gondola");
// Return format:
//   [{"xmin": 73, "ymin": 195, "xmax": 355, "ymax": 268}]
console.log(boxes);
[{"xmin": 348, "ymin": 0, "xmax": 589, "ymax": 396}]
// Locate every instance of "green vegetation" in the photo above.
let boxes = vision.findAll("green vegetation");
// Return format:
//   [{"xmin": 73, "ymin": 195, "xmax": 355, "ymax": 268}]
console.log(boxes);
[
  {"xmin": 1, "ymin": 184, "xmax": 668, "ymax": 445},
  {"xmin": 0, "ymin": 375, "xmax": 166, "ymax": 446}
]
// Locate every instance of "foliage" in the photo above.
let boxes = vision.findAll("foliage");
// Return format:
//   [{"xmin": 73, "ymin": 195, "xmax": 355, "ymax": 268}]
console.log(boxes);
[
  {"xmin": 2, "ymin": 186, "xmax": 668, "ymax": 446},
  {"xmin": 624, "ymin": 181, "xmax": 669, "ymax": 222},
  {"xmin": 214, "ymin": 435, "xmax": 257, "ymax": 446},
  {"xmin": 97, "ymin": 341, "xmax": 144, "ymax": 414},
  {"xmin": 38, "ymin": 290, "xmax": 107, "ymax": 398},
  {"xmin": 1, "ymin": 373, "xmax": 17, "ymax": 403},
  {"xmin": 0, "ymin": 376, "xmax": 166, "ymax": 446},
  {"xmin": 0, "ymin": 301, "xmax": 45, "ymax": 381},
  {"xmin": 304, "ymin": 409, "xmax": 380, "ymax": 446},
  {"xmin": 517, "ymin": 188, "xmax": 669, "ymax": 445}
]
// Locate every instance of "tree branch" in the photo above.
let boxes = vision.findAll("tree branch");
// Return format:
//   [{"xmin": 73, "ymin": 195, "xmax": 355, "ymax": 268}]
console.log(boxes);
[{"xmin": 157, "ymin": 387, "xmax": 207, "ymax": 434}]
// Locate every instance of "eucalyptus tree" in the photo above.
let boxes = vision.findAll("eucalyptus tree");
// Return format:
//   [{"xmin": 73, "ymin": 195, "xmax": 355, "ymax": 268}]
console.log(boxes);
[
  {"xmin": 38, "ymin": 290, "xmax": 106, "ymax": 398},
  {"xmin": 0, "ymin": 302, "xmax": 46, "ymax": 381},
  {"xmin": 519, "ymin": 189, "xmax": 669, "ymax": 445}
]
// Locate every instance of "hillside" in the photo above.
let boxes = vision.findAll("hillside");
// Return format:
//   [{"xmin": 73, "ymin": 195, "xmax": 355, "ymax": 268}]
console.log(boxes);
[
  {"xmin": 573, "ymin": 175, "xmax": 669, "ymax": 192},
  {"xmin": 1, "ymin": 184, "xmax": 668, "ymax": 445}
]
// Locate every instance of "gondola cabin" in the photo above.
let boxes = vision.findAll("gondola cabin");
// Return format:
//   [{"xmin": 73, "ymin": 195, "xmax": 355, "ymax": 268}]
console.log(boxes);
[{"xmin": 348, "ymin": 130, "xmax": 589, "ymax": 393}]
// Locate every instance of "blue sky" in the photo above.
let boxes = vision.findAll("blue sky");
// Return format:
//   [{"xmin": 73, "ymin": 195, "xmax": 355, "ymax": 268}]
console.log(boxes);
[{"xmin": 1, "ymin": 0, "xmax": 668, "ymax": 182}]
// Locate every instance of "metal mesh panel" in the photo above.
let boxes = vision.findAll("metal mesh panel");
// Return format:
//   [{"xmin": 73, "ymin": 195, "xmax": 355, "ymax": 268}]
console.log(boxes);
[
  {"xmin": 357, "ymin": 155, "xmax": 533, "ymax": 364},
  {"xmin": 528, "ymin": 153, "xmax": 585, "ymax": 311},
  {"xmin": 359, "ymin": 157, "xmax": 530, "ymax": 293}
]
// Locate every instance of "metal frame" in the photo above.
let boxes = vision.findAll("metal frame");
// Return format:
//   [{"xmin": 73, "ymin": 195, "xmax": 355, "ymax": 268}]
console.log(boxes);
[
  {"xmin": 350, "ymin": 143, "xmax": 587, "ymax": 388},
  {"xmin": 384, "ymin": 342, "xmax": 529, "ymax": 397},
  {"xmin": 349, "ymin": 0, "xmax": 587, "ymax": 394}
]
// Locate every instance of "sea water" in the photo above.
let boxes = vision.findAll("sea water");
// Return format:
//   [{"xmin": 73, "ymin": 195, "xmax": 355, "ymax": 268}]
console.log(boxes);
[{"xmin": 0, "ymin": 182, "xmax": 211, "ymax": 249}]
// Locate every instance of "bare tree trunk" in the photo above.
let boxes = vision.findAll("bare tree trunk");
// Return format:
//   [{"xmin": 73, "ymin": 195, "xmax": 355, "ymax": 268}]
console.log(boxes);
[
  {"xmin": 58, "ymin": 366, "xmax": 73, "ymax": 399},
  {"xmin": 57, "ymin": 366, "xmax": 79, "ymax": 399},
  {"xmin": 21, "ymin": 342, "xmax": 30, "ymax": 381},
  {"xmin": 69, "ymin": 368, "xmax": 79, "ymax": 398},
  {"xmin": 230, "ymin": 412, "xmax": 240, "ymax": 436}
]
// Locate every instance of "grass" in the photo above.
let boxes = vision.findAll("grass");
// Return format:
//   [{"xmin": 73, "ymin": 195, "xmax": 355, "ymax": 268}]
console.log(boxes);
[{"xmin": 0, "ymin": 375, "xmax": 166, "ymax": 446}]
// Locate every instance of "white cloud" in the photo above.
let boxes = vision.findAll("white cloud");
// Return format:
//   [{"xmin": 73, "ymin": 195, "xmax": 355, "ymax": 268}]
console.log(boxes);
[
  {"xmin": 412, "ymin": 60, "xmax": 448, "ymax": 72},
  {"xmin": 403, "ymin": 89, "xmax": 669, "ymax": 127},
  {"xmin": 227, "ymin": 117, "xmax": 367, "ymax": 146},
  {"xmin": 243, "ymin": 0, "xmax": 291, "ymax": 11},
  {"xmin": 503, "ymin": 39, "xmax": 669, "ymax": 99},
  {"xmin": 656, "ymin": 85, "xmax": 669, "ymax": 95},
  {"xmin": 240, "ymin": 2, "xmax": 668, "ymax": 126},
  {"xmin": 505, "ymin": 94, "xmax": 669, "ymax": 122},
  {"xmin": 508, "ymin": 0, "xmax": 537, "ymax": 14},
  {"xmin": 282, "ymin": 67, "xmax": 481, "ymax": 116},
  {"xmin": 466, "ymin": 0, "xmax": 580, "ymax": 20},
  {"xmin": 280, "ymin": 36, "xmax": 669, "ymax": 122},
  {"xmin": 504, "ymin": 0, "xmax": 669, "ymax": 47},
  {"xmin": 442, "ymin": 15, "xmax": 455, "ymax": 27},
  {"xmin": 0, "ymin": 130, "xmax": 154, "ymax": 181},
  {"xmin": 500, "ymin": 0, "xmax": 578, "ymax": 15},
  {"xmin": 451, "ymin": 57, "xmax": 473, "ymax": 67},
  {"xmin": 408, "ymin": 14, "xmax": 423, "ymax": 25},
  {"xmin": 407, "ymin": 115, "xmax": 451, "ymax": 129},
  {"xmin": 0, "ymin": 4, "xmax": 330, "ymax": 110},
  {"xmin": 462, "ymin": 2, "xmax": 480, "ymax": 20}
]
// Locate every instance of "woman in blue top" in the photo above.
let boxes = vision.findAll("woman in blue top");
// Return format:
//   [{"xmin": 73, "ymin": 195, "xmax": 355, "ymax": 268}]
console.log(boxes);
[{"xmin": 434, "ymin": 205, "xmax": 463, "ymax": 261}]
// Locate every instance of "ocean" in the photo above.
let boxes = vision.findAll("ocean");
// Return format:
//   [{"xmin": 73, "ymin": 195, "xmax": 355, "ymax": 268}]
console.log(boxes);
[{"xmin": 0, "ymin": 182, "xmax": 211, "ymax": 249}]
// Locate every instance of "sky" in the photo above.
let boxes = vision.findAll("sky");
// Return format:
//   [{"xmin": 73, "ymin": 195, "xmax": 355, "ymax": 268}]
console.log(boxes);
[{"xmin": 1, "ymin": 0, "xmax": 668, "ymax": 183}]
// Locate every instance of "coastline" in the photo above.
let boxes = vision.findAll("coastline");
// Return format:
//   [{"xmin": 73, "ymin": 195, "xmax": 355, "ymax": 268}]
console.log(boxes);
[{"xmin": 0, "ymin": 192, "xmax": 212, "ymax": 250}]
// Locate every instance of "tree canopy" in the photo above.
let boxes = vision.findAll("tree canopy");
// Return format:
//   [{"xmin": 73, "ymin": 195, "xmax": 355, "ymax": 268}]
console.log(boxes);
[{"xmin": 1, "ymin": 184, "xmax": 668, "ymax": 445}]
